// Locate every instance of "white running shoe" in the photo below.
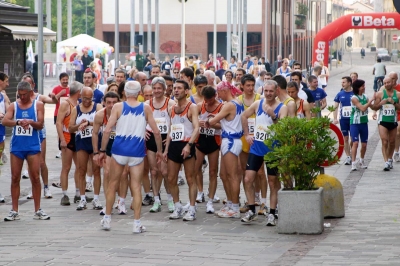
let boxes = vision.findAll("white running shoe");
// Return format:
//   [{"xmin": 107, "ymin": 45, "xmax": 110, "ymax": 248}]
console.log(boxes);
[
  {"xmin": 241, "ymin": 210, "xmax": 258, "ymax": 223},
  {"xmin": 359, "ymin": 159, "xmax": 368, "ymax": 169},
  {"xmin": 266, "ymin": 213, "xmax": 276, "ymax": 226},
  {"xmin": 206, "ymin": 202, "xmax": 215, "ymax": 214},
  {"xmin": 218, "ymin": 209, "xmax": 240, "ymax": 218},
  {"xmin": 27, "ymin": 192, "xmax": 33, "ymax": 199},
  {"xmin": 213, "ymin": 195, "xmax": 220, "ymax": 203},
  {"xmin": 4, "ymin": 210, "xmax": 20, "ymax": 221},
  {"xmin": 44, "ymin": 188, "xmax": 52, "ymax": 199},
  {"xmin": 0, "ymin": 193, "xmax": 4, "ymax": 203},
  {"xmin": 55, "ymin": 151, "xmax": 62, "ymax": 158},
  {"xmin": 92, "ymin": 199, "xmax": 103, "ymax": 210},
  {"xmin": 217, "ymin": 205, "xmax": 230, "ymax": 217},
  {"xmin": 196, "ymin": 192, "xmax": 205, "ymax": 203},
  {"xmin": 351, "ymin": 162, "xmax": 358, "ymax": 171},
  {"xmin": 101, "ymin": 217, "xmax": 111, "ymax": 230},
  {"xmin": 344, "ymin": 156, "xmax": 351, "ymax": 165},
  {"xmin": 33, "ymin": 209, "xmax": 50, "ymax": 220},
  {"xmin": 22, "ymin": 170, "xmax": 29, "ymax": 179},
  {"xmin": 169, "ymin": 207, "xmax": 184, "ymax": 219},
  {"xmin": 118, "ymin": 201, "xmax": 127, "ymax": 214},
  {"xmin": 182, "ymin": 202, "xmax": 190, "ymax": 213},
  {"xmin": 388, "ymin": 159, "xmax": 394, "ymax": 169},
  {"xmin": 1, "ymin": 153, "xmax": 8, "ymax": 164},
  {"xmin": 394, "ymin": 152, "xmax": 400, "ymax": 162},
  {"xmin": 384, "ymin": 162, "xmax": 391, "ymax": 171},
  {"xmin": 183, "ymin": 210, "xmax": 196, "ymax": 221},
  {"xmin": 85, "ymin": 182, "xmax": 93, "ymax": 192},
  {"xmin": 76, "ymin": 199, "xmax": 87, "ymax": 210},
  {"xmin": 133, "ymin": 223, "xmax": 146, "ymax": 234}
]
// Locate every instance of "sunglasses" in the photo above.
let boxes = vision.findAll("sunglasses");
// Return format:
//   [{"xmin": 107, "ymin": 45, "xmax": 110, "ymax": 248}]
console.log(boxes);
[{"xmin": 174, "ymin": 72, "xmax": 179, "ymax": 74}]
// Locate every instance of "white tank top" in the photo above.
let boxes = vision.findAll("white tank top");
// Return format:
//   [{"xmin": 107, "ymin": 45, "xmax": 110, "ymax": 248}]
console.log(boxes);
[{"xmin": 170, "ymin": 102, "xmax": 194, "ymax": 142}]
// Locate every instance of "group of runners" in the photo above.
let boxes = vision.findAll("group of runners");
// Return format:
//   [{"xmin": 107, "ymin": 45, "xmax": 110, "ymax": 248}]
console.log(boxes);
[{"xmin": 0, "ymin": 60, "xmax": 398, "ymax": 232}]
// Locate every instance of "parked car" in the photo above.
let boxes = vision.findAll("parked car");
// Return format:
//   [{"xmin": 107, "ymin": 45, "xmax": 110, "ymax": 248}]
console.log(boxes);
[{"xmin": 376, "ymin": 48, "xmax": 391, "ymax": 61}]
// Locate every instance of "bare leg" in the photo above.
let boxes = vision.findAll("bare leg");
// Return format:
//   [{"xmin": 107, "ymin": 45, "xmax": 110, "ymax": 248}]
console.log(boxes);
[
  {"xmin": 40, "ymin": 139, "xmax": 49, "ymax": 186},
  {"xmin": 183, "ymin": 157, "xmax": 197, "ymax": 206},
  {"xmin": 129, "ymin": 161, "xmax": 145, "ymax": 220}
]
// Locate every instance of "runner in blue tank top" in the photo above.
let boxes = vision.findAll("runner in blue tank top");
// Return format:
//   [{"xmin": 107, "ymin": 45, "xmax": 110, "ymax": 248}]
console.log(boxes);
[
  {"xmin": 241, "ymin": 80, "xmax": 288, "ymax": 225},
  {"xmin": 96, "ymin": 81, "xmax": 162, "ymax": 233},
  {"xmin": 2, "ymin": 81, "xmax": 50, "ymax": 221},
  {"xmin": 69, "ymin": 87, "xmax": 103, "ymax": 211}
]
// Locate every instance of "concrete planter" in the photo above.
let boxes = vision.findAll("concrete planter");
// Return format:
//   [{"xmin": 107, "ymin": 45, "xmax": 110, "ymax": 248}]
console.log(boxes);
[{"xmin": 277, "ymin": 187, "xmax": 324, "ymax": 235}]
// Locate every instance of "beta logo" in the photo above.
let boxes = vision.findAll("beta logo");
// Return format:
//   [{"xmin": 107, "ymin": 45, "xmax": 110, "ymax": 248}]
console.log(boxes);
[
  {"xmin": 315, "ymin": 41, "xmax": 325, "ymax": 62},
  {"xmin": 352, "ymin": 16, "xmax": 395, "ymax": 27}
]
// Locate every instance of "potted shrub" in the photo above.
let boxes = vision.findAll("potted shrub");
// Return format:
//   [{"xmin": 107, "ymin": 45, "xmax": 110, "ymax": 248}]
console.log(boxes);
[
  {"xmin": 264, "ymin": 107, "xmax": 339, "ymax": 234},
  {"xmin": 294, "ymin": 3, "xmax": 308, "ymax": 30}
]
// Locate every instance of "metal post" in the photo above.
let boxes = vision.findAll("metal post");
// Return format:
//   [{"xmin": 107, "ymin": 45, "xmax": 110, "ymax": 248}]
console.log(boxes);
[
  {"xmin": 67, "ymin": 0, "xmax": 72, "ymax": 38},
  {"xmin": 291, "ymin": 0, "xmax": 294, "ymax": 56},
  {"xmin": 38, "ymin": 0, "xmax": 44, "ymax": 95},
  {"xmin": 34, "ymin": 0, "xmax": 38, "ymax": 54},
  {"xmin": 155, "ymin": 0, "xmax": 159, "ymax": 60},
  {"xmin": 147, "ymin": 0, "xmax": 152, "ymax": 53},
  {"xmin": 139, "ymin": 0, "xmax": 144, "ymax": 52},
  {"xmin": 57, "ymin": 0, "xmax": 62, "ymax": 41},
  {"xmin": 242, "ymin": 0, "xmax": 247, "ymax": 59},
  {"xmin": 115, "ymin": 0, "xmax": 119, "ymax": 68},
  {"xmin": 278, "ymin": 1, "xmax": 282, "ymax": 57},
  {"xmin": 233, "ymin": 0, "xmax": 237, "ymax": 59},
  {"xmin": 130, "ymin": 0, "xmax": 135, "ymax": 52},
  {"xmin": 227, "ymin": 0, "xmax": 231, "ymax": 63},
  {"xmin": 265, "ymin": 0, "xmax": 268, "ymax": 60},
  {"xmin": 238, "ymin": 0, "xmax": 242, "ymax": 62},
  {"xmin": 46, "ymin": 0, "xmax": 51, "ymax": 54},
  {"xmin": 181, "ymin": 0, "xmax": 185, "ymax": 70},
  {"xmin": 213, "ymin": 0, "xmax": 217, "ymax": 68},
  {"xmin": 85, "ymin": 0, "xmax": 88, "ymax": 34}
]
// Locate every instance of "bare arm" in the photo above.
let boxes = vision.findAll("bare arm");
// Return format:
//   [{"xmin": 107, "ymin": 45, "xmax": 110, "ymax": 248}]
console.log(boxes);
[
  {"xmin": 333, "ymin": 102, "xmax": 340, "ymax": 122},
  {"xmin": 100, "ymin": 103, "xmax": 122, "ymax": 151},
  {"xmin": 287, "ymin": 101, "xmax": 297, "ymax": 117},
  {"xmin": 92, "ymin": 109, "xmax": 104, "ymax": 153},
  {"xmin": 303, "ymin": 101, "xmax": 312, "ymax": 120},
  {"xmin": 352, "ymin": 96, "xmax": 373, "ymax": 112},
  {"xmin": 68, "ymin": 107, "xmax": 80, "ymax": 133},
  {"xmin": 1, "ymin": 103, "xmax": 16, "ymax": 127},
  {"xmin": 320, "ymin": 98, "xmax": 327, "ymax": 110},
  {"xmin": 208, "ymin": 102, "xmax": 234, "ymax": 126},
  {"xmin": 56, "ymin": 101, "xmax": 69, "ymax": 143}
]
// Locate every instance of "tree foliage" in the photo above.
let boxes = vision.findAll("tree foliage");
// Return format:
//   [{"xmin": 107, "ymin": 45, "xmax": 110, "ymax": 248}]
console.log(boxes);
[{"xmin": 7, "ymin": 0, "xmax": 95, "ymax": 51}]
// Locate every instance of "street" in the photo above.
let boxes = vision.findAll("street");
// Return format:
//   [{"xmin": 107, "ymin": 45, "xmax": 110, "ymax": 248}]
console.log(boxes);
[{"xmin": 0, "ymin": 48, "xmax": 400, "ymax": 265}]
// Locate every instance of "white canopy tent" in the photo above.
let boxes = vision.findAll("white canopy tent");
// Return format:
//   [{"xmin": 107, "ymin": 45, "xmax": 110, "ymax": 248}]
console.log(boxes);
[{"xmin": 56, "ymin": 34, "xmax": 110, "ymax": 63}]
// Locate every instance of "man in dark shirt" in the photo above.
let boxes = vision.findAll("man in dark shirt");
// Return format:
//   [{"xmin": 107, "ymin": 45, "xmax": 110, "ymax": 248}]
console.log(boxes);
[
  {"xmin": 136, "ymin": 50, "xmax": 144, "ymax": 71},
  {"xmin": 81, "ymin": 49, "xmax": 93, "ymax": 70}
]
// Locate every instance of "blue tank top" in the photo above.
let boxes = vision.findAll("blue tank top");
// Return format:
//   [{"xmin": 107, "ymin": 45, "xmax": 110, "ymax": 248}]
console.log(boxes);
[
  {"xmin": 112, "ymin": 102, "xmax": 146, "ymax": 157},
  {"xmin": 10, "ymin": 100, "xmax": 41, "ymax": 152},
  {"xmin": 0, "ymin": 93, "xmax": 6, "ymax": 136},
  {"xmin": 75, "ymin": 104, "xmax": 97, "ymax": 151},
  {"xmin": 221, "ymin": 101, "xmax": 244, "ymax": 139},
  {"xmin": 249, "ymin": 100, "xmax": 282, "ymax": 156}
]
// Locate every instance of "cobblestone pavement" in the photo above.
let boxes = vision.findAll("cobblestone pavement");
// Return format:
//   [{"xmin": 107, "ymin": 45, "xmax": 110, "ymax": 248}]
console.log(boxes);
[{"xmin": 0, "ymin": 49, "xmax": 399, "ymax": 265}]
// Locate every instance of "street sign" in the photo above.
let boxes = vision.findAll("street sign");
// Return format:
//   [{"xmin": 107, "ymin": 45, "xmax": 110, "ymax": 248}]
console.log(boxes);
[{"xmin": 393, "ymin": 34, "xmax": 398, "ymax": 41}]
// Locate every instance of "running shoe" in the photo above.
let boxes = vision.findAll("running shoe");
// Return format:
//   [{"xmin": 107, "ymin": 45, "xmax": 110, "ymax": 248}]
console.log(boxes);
[
  {"xmin": 85, "ymin": 182, "xmax": 93, "ymax": 192},
  {"xmin": 33, "ymin": 209, "xmax": 50, "ymax": 220},
  {"xmin": 167, "ymin": 201, "xmax": 174, "ymax": 213},
  {"xmin": 44, "ymin": 188, "xmax": 52, "ymax": 199},
  {"xmin": 99, "ymin": 208, "xmax": 105, "ymax": 215},
  {"xmin": 351, "ymin": 162, "xmax": 358, "ymax": 171},
  {"xmin": 1, "ymin": 153, "xmax": 8, "ymax": 164},
  {"xmin": 169, "ymin": 207, "xmax": 184, "ymax": 219},
  {"xmin": 388, "ymin": 159, "xmax": 394, "ymax": 169},
  {"xmin": 76, "ymin": 199, "xmax": 87, "ymax": 210},
  {"xmin": 384, "ymin": 162, "xmax": 391, "ymax": 171},
  {"xmin": 52, "ymin": 182, "xmax": 62, "ymax": 188},
  {"xmin": 60, "ymin": 195, "xmax": 70, "ymax": 206},
  {"xmin": 22, "ymin": 170, "xmax": 29, "ymax": 179},
  {"xmin": 359, "ymin": 159, "xmax": 368, "ymax": 169},
  {"xmin": 206, "ymin": 202, "xmax": 215, "ymax": 214},
  {"xmin": 0, "ymin": 193, "xmax": 5, "ymax": 203},
  {"xmin": 344, "ymin": 156, "xmax": 351, "ymax": 165},
  {"xmin": 183, "ymin": 210, "xmax": 196, "ymax": 221},
  {"xmin": 258, "ymin": 203, "xmax": 268, "ymax": 216},
  {"xmin": 118, "ymin": 201, "xmax": 127, "ymax": 215},
  {"xmin": 212, "ymin": 195, "xmax": 220, "ymax": 203},
  {"xmin": 149, "ymin": 201, "xmax": 161, "ymax": 213},
  {"xmin": 142, "ymin": 194, "xmax": 154, "ymax": 206},
  {"xmin": 55, "ymin": 151, "xmax": 62, "ymax": 158},
  {"xmin": 217, "ymin": 205, "xmax": 230, "ymax": 217},
  {"xmin": 218, "ymin": 209, "xmax": 240, "ymax": 218},
  {"xmin": 196, "ymin": 192, "xmax": 205, "ymax": 203},
  {"xmin": 4, "ymin": 210, "xmax": 19, "ymax": 221},
  {"xmin": 266, "ymin": 213, "xmax": 276, "ymax": 226},
  {"xmin": 86, "ymin": 196, "xmax": 94, "ymax": 203},
  {"xmin": 27, "ymin": 192, "xmax": 33, "ymax": 199},
  {"xmin": 133, "ymin": 223, "xmax": 146, "ymax": 234},
  {"xmin": 394, "ymin": 152, "xmax": 400, "ymax": 162},
  {"xmin": 241, "ymin": 210, "xmax": 258, "ymax": 223},
  {"xmin": 101, "ymin": 216, "xmax": 111, "ymax": 230},
  {"xmin": 92, "ymin": 199, "xmax": 103, "ymax": 210},
  {"xmin": 74, "ymin": 195, "xmax": 81, "ymax": 203},
  {"xmin": 177, "ymin": 175, "xmax": 185, "ymax": 186}
]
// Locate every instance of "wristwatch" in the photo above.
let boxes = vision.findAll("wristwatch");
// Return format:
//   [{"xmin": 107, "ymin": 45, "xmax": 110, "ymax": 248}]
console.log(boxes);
[
  {"xmin": 16, "ymin": 120, "xmax": 20, "ymax": 126},
  {"xmin": 187, "ymin": 142, "xmax": 194, "ymax": 147}
]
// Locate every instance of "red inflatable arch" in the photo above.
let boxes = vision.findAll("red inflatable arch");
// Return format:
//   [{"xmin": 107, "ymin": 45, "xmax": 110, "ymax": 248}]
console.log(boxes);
[{"xmin": 313, "ymin": 13, "xmax": 400, "ymax": 66}]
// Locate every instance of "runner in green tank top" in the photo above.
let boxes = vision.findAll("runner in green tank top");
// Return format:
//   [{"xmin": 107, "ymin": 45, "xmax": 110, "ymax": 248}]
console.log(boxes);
[
  {"xmin": 349, "ymin": 80, "xmax": 374, "ymax": 171},
  {"xmin": 372, "ymin": 77, "xmax": 400, "ymax": 171}
]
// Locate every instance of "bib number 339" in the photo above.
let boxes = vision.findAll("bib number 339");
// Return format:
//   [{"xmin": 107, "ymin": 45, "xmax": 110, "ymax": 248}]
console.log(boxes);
[{"xmin": 171, "ymin": 124, "xmax": 184, "ymax": 141}]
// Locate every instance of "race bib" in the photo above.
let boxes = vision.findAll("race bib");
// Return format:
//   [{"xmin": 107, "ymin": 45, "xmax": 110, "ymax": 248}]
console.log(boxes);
[
  {"xmin": 15, "ymin": 125, "xmax": 33, "ymax": 136},
  {"xmin": 254, "ymin": 124, "xmax": 269, "ymax": 142},
  {"xmin": 80, "ymin": 126, "xmax": 93, "ymax": 138},
  {"xmin": 155, "ymin": 117, "xmax": 169, "ymax": 134},
  {"xmin": 341, "ymin": 106, "xmax": 352, "ymax": 118},
  {"xmin": 171, "ymin": 124, "xmax": 184, "ymax": 141},
  {"xmin": 382, "ymin": 104, "xmax": 395, "ymax": 116},
  {"xmin": 110, "ymin": 131, "xmax": 116, "ymax": 139},
  {"xmin": 248, "ymin": 118, "xmax": 255, "ymax": 135},
  {"xmin": 199, "ymin": 127, "xmax": 215, "ymax": 136}
]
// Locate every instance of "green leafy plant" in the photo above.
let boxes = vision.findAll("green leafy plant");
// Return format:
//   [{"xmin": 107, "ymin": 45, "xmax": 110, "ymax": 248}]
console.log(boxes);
[
  {"xmin": 297, "ymin": 2, "xmax": 308, "ymax": 15},
  {"xmin": 264, "ymin": 106, "xmax": 339, "ymax": 190}
]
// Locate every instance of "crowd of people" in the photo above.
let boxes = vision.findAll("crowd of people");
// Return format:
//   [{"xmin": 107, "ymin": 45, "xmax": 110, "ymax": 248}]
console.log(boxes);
[{"xmin": 0, "ymin": 51, "xmax": 398, "ymax": 233}]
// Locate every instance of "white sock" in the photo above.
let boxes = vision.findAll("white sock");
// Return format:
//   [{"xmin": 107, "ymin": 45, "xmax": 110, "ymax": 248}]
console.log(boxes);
[
  {"xmin": 167, "ymin": 194, "xmax": 173, "ymax": 201},
  {"xmin": 174, "ymin": 202, "xmax": 182, "ymax": 209},
  {"xmin": 227, "ymin": 200, "xmax": 232, "ymax": 208},
  {"xmin": 75, "ymin": 189, "xmax": 80, "ymax": 196},
  {"xmin": 62, "ymin": 190, "xmax": 67, "ymax": 196},
  {"xmin": 208, "ymin": 198, "xmax": 213, "ymax": 204},
  {"xmin": 94, "ymin": 195, "xmax": 99, "ymax": 200},
  {"xmin": 189, "ymin": 205, "xmax": 196, "ymax": 212},
  {"xmin": 232, "ymin": 203, "xmax": 239, "ymax": 212},
  {"xmin": 80, "ymin": 195, "xmax": 86, "ymax": 201},
  {"xmin": 119, "ymin": 197, "xmax": 125, "ymax": 203},
  {"xmin": 86, "ymin": 175, "xmax": 92, "ymax": 183},
  {"xmin": 154, "ymin": 196, "xmax": 160, "ymax": 202},
  {"xmin": 104, "ymin": 215, "xmax": 111, "ymax": 219},
  {"xmin": 134, "ymin": 219, "xmax": 141, "ymax": 225}
]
